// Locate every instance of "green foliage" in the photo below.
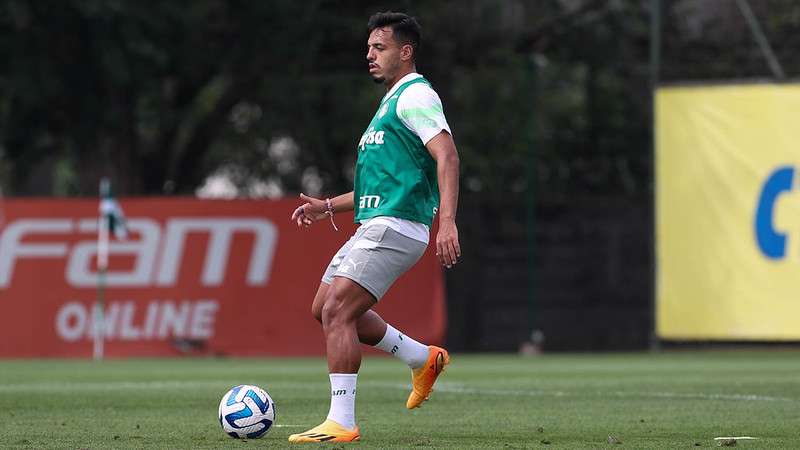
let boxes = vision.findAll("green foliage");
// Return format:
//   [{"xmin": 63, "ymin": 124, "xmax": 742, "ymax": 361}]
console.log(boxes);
[
  {"xmin": 1, "ymin": 1, "xmax": 795, "ymax": 197},
  {"xmin": 0, "ymin": 0, "xmax": 318, "ymax": 195}
]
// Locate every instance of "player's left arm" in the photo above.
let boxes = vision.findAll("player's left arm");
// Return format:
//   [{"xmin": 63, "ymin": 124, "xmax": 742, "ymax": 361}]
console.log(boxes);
[
  {"xmin": 426, "ymin": 131, "xmax": 461, "ymax": 268},
  {"xmin": 291, "ymin": 191, "xmax": 354, "ymax": 229}
]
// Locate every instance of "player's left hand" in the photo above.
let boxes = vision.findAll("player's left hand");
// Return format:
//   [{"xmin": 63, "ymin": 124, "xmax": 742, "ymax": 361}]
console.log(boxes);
[
  {"xmin": 436, "ymin": 217, "xmax": 461, "ymax": 269},
  {"xmin": 290, "ymin": 193, "xmax": 329, "ymax": 229}
]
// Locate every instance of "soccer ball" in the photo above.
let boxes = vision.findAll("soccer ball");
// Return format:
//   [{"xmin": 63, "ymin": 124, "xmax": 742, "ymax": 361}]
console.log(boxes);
[{"xmin": 218, "ymin": 384, "xmax": 275, "ymax": 439}]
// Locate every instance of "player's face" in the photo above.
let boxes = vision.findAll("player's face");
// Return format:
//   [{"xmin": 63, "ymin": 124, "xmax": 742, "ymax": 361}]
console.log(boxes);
[{"xmin": 366, "ymin": 27, "xmax": 404, "ymax": 85}]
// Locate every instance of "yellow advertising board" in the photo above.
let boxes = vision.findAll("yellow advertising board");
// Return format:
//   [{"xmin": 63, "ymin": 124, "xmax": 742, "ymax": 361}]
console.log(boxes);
[{"xmin": 657, "ymin": 83, "xmax": 800, "ymax": 340}]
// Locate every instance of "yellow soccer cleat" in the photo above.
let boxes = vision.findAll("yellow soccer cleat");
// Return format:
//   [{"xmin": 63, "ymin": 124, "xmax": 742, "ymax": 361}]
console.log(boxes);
[
  {"xmin": 288, "ymin": 419, "xmax": 361, "ymax": 443},
  {"xmin": 406, "ymin": 345, "xmax": 450, "ymax": 409}
]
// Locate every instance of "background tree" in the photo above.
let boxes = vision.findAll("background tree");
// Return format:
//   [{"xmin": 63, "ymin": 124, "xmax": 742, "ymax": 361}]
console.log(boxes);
[{"xmin": 0, "ymin": 0, "xmax": 796, "ymax": 198}]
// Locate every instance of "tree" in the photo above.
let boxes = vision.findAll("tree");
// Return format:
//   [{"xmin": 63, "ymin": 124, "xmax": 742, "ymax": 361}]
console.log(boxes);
[{"xmin": 3, "ymin": 0, "xmax": 791, "ymax": 199}]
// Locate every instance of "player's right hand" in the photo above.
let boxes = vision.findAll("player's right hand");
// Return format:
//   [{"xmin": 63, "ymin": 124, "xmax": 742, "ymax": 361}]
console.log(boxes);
[
  {"xmin": 436, "ymin": 217, "xmax": 461, "ymax": 268},
  {"xmin": 290, "ymin": 193, "xmax": 329, "ymax": 229}
]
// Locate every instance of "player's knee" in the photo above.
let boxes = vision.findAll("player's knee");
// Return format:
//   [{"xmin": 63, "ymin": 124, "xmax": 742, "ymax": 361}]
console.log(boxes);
[
  {"xmin": 320, "ymin": 297, "xmax": 342, "ymax": 328},
  {"xmin": 321, "ymin": 290, "xmax": 351, "ymax": 329},
  {"xmin": 311, "ymin": 302, "xmax": 323, "ymax": 323}
]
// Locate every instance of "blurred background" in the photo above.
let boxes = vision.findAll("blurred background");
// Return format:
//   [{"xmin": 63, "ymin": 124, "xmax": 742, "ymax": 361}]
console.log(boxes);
[{"xmin": 1, "ymin": 0, "xmax": 798, "ymax": 356}]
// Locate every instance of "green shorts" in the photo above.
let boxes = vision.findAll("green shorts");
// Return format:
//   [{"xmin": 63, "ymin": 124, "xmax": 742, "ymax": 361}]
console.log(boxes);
[{"xmin": 321, "ymin": 224, "xmax": 427, "ymax": 300}]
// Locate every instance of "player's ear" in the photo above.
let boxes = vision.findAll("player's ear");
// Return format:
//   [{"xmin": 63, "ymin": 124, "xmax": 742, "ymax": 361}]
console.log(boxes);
[{"xmin": 400, "ymin": 44, "xmax": 413, "ymax": 62}]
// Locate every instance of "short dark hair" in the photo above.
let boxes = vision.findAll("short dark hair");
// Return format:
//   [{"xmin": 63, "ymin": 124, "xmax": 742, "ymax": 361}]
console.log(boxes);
[{"xmin": 367, "ymin": 11, "xmax": 421, "ymax": 59}]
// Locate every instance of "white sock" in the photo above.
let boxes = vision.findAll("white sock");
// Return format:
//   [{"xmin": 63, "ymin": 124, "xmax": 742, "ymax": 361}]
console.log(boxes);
[
  {"xmin": 326, "ymin": 373, "xmax": 357, "ymax": 429},
  {"xmin": 373, "ymin": 324, "xmax": 430, "ymax": 369}
]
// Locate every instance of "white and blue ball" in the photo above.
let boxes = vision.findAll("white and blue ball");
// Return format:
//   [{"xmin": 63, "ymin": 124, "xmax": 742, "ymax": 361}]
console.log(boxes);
[{"xmin": 218, "ymin": 384, "xmax": 275, "ymax": 439}]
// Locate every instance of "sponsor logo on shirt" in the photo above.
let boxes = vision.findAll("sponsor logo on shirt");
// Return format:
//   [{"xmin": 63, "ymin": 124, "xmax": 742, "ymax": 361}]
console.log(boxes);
[
  {"xmin": 358, "ymin": 127, "xmax": 385, "ymax": 151},
  {"xmin": 359, "ymin": 195, "xmax": 381, "ymax": 209}
]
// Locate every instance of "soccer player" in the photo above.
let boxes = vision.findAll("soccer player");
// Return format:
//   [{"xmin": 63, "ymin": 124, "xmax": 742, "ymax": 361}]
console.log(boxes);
[{"xmin": 288, "ymin": 11, "xmax": 461, "ymax": 443}]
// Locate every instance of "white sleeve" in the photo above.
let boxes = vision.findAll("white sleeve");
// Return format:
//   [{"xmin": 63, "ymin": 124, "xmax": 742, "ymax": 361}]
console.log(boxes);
[{"xmin": 396, "ymin": 83, "xmax": 452, "ymax": 145}]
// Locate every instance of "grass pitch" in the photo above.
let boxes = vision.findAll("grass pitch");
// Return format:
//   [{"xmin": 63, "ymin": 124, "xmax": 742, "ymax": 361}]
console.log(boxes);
[{"xmin": 0, "ymin": 351, "xmax": 799, "ymax": 449}]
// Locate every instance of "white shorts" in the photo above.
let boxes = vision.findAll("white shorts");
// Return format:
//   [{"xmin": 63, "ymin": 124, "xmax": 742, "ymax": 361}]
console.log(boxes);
[{"xmin": 321, "ymin": 224, "xmax": 427, "ymax": 300}]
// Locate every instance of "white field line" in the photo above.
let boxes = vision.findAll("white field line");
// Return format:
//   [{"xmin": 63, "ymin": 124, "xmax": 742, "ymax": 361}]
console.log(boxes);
[
  {"xmin": 373, "ymin": 382, "xmax": 796, "ymax": 403},
  {"xmin": 0, "ymin": 380, "xmax": 329, "ymax": 392},
  {"xmin": 0, "ymin": 379, "xmax": 794, "ymax": 403}
]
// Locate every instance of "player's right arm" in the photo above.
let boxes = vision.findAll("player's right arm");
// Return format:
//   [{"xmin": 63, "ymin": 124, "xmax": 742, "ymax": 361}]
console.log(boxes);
[{"xmin": 291, "ymin": 192, "xmax": 354, "ymax": 228}]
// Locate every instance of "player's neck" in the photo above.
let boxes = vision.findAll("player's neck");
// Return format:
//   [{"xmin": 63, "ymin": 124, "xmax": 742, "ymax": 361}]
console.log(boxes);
[{"xmin": 385, "ymin": 66, "xmax": 417, "ymax": 91}]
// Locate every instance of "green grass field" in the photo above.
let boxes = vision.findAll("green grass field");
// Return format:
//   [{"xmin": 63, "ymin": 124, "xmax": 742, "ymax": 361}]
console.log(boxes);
[{"xmin": 0, "ymin": 351, "xmax": 798, "ymax": 449}]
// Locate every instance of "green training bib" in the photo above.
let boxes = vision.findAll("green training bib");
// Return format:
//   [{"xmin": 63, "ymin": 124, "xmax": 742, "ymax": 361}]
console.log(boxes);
[{"xmin": 353, "ymin": 77, "xmax": 439, "ymax": 226}]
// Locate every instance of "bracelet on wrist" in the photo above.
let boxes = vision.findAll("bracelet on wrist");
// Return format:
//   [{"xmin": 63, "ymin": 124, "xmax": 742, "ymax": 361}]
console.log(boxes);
[{"xmin": 325, "ymin": 198, "xmax": 339, "ymax": 231}]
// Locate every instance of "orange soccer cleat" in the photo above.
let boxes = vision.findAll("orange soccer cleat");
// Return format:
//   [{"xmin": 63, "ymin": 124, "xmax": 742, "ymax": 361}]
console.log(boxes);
[
  {"xmin": 288, "ymin": 419, "xmax": 361, "ymax": 443},
  {"xmin": 406, "ymin": 345, "xmax": 450, "ymax": 409}
]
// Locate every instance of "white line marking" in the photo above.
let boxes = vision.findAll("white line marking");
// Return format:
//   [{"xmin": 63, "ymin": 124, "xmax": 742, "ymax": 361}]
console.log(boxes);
[
  {"xmin": 0, "ymin": 379, "xmax": 793, "ymax": 403},
  {"xmin": 370, "ymin": 382, "xmax": 796, "ymax": 403},
  {"xmin": 0, "ymin": 380, "xmax": 329, "ymax": 392},
  {"xmin": 629, "ymin": 391, "xmax": 787, "ymax": 402},
  {"xmin": 715, "ymin": 437, "xmax": 759, "ymax": 440}
]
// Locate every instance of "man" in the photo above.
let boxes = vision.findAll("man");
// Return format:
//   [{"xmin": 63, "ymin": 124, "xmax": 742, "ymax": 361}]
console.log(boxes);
[{"xmin": 288, "ymin": 11, "xmax": 461, "ymax": 443}]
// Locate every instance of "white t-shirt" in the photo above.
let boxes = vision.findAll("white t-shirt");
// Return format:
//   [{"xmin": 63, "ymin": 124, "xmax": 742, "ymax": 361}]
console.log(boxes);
[{"xmin": 361, "ymin": 73, "xmax": 452, "ymax": 244}]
